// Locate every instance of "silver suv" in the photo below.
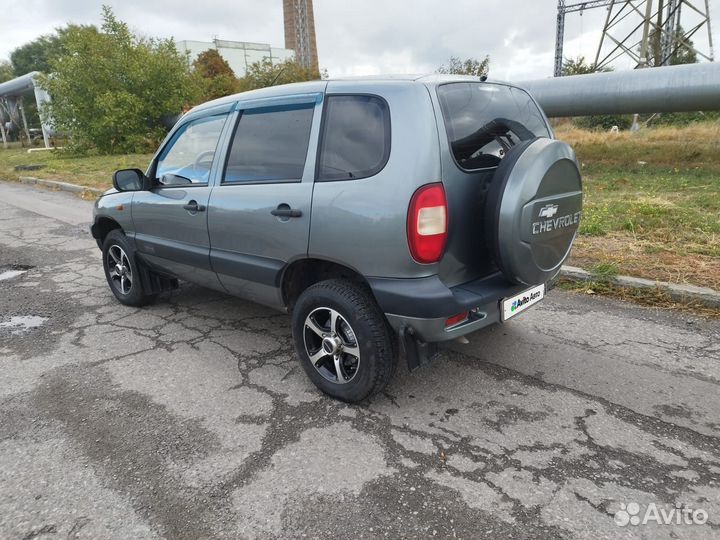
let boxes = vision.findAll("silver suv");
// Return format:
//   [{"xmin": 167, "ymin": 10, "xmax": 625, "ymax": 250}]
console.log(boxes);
[{"xmin": 92, "ymin": 75, "xmax": 582, "ymax": 402}]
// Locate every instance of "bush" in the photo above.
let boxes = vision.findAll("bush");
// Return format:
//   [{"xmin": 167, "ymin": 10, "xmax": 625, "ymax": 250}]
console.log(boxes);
[
  {"xmin": 40, "ymin": 7, "xmax": 201, "ymax": 154},
  {"xmin": 573, "ymin": 114, "xmax": 633, "ymax": 131},
  {"xmin": 648, "ymin": 111, "xmax": 720, "ymax": 127}
]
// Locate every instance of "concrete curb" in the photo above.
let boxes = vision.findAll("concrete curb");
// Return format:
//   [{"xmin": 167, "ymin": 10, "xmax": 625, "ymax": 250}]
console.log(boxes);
[
  {"xmin": 17, "ymin": 176, "xmax": 105, "ymax": 197},
  {"xmin": 560, "ymin": 265, "xmax": 720, "ymax": 308}
]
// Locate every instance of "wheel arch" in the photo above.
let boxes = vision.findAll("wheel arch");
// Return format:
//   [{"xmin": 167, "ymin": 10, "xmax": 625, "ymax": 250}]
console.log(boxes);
[
  {"xmin": 91, "ymin": 216, "xmax": 123, "ymax": 246},
  {"xmin": 281, "ymin": 258, "xmax": 374, "ymax": 311}
]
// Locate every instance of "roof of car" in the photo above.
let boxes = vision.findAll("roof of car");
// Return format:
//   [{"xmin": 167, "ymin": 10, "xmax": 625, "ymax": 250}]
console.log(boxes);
[{"xmin": 189, "ymin": 74, "xmax": 510, "ymax": 115}]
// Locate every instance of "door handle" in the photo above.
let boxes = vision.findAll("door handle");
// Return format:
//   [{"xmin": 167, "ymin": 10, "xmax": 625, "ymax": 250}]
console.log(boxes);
[
  {"xmin": 183, "ymin": 200, "xmax": 206, "ymax": 212},
  {"xmin": 271, "ymin": 207, "xmax": 302, "ymax": 218}
]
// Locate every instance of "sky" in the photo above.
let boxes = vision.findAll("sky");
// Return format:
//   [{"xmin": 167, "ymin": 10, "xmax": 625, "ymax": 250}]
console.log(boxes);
[{"xmin": 2, "ymin": 0, "xmax": 719, "ymax": 82}]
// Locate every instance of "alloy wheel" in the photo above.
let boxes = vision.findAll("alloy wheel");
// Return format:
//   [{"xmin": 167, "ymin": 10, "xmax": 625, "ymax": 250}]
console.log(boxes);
[
  {"xmin": 303, "ymin": 307, "xmax": 361, "ymax": 384},
  {"xmin": 107, "ymin": 245, "xmax": 133, "ymax": 295}
]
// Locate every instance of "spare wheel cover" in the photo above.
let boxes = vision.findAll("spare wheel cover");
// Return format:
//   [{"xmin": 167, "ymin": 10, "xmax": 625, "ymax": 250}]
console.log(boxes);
[{"xmin": 485, "ymin": 137, "xmax": 582, "ymax": 286}]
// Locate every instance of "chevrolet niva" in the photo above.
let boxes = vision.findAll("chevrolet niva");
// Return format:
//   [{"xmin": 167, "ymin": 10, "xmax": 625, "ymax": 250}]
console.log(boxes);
[{"xmin": 91, "ymin": 75, "xmax": 582, "ymax": 402}]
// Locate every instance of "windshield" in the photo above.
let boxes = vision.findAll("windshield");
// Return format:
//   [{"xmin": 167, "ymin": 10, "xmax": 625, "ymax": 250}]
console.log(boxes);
[{"xmin": 437, "ymin": 82, "xmax": 550, "ymax": 170}]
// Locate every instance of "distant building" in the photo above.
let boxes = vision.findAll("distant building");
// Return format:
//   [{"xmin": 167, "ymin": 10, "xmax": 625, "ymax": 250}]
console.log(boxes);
[{"xmin": 178, "ymin": 39, "xmax": 295, "ymax": 77}]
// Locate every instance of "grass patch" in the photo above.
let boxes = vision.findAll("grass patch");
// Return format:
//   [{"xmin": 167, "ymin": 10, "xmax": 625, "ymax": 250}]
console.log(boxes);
[
  {"xmin": 590, "ymin": 261, "xmax": 619, "ymax": 281},
  {"xmin": 557, "ymin": 121, "xmax": 720, "ymax": 290},
  {"xmin": 0, "ymin": 145, "xmax": 152, "ymax": 190}
]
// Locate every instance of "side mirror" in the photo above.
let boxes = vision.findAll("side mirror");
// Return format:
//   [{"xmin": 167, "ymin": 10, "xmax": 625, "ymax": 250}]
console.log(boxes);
[{"xmin": 112, "ymin": 168, "xmax": 150, "ymax": 192}]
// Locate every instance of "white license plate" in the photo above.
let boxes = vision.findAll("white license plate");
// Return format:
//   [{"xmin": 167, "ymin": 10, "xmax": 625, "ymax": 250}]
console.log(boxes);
[{"xmin": 501, "ymin": 284, "xmax": 545, "ymax": 321}]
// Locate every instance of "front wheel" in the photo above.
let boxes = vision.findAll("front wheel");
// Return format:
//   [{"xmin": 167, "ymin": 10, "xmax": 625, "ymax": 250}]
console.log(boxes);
[
  {"xmin": 291, "ymin": 279, "xmax": 396, "ymax": 402},
  {"xmin": 102, "ymin": 230, "xmax": 157, "ymax": 307}
]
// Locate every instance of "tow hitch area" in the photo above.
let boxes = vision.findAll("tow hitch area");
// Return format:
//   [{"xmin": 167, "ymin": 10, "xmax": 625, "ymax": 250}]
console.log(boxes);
[{"xmin": 399, "ymin": 326, "xmax": 439, "ymax": 371}]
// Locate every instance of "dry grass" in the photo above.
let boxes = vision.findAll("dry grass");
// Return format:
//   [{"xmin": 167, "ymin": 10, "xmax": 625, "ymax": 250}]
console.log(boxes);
[
  {"xmin": 555, "ymin": 121, "xmax": 720, "ymax": 170},
  {"xmin": 570, "ymin": 233, "xmax": 720, "ymax": 290},
  {"xmin": 558, "ymin": 278, "xmax": 720, "ymax": 319}
]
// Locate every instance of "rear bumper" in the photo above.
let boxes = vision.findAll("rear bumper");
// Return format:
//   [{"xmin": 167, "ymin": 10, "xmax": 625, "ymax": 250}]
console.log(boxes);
[{"xmin": 368, "ymin": 272, "xmax": 530, "ymax": 342}]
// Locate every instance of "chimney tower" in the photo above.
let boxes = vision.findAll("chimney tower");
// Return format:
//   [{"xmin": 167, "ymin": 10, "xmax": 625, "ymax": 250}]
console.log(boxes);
[{"xmin": 283, "ymin": 0, "xmax": 319, "ymax": 73}]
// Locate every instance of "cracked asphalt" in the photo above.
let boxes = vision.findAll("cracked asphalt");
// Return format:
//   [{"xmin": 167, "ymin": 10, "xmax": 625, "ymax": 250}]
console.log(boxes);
[{"xmin": 1, "ymin": 181, "xmax": 719, "ymax": 540}]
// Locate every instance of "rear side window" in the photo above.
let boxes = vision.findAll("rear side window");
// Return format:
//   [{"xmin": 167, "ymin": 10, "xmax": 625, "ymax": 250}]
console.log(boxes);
[
  {"xmin": 224, "ymin": 103, "xmax": 314, "ymax": 183},
  {"xmin": 316, "ymin": 95, "xmax": 390, "ymax": 181},
  {"xmin": 437, "ymin": 83, "xmax": 550, "ymax": 170}
]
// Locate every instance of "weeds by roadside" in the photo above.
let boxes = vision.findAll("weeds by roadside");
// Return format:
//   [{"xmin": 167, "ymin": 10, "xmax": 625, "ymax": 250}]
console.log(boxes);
[{"xmin": 557, "ymin": 278, "xmax": 720, "ymax": 319}]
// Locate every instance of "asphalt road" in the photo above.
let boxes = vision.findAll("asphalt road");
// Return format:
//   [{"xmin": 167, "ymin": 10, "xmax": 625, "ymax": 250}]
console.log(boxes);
[{"xmin": 1, "ymin": 181, "xmax": 719, "ymax": 540}]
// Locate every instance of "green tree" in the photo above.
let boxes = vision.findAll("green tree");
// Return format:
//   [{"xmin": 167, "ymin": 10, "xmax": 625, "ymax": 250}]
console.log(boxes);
[
  {"xmin": 561, "ymin": 56, "xmax": 610, "ymax": 76},
  {"xmin": 193, "ymin": 49, "xmax": 240, "ymax": 100},
  {"xmin": 8, "ymin": 26, "xmax": 88, "ymax": 132},
  {"xmin": 668, "ymin": 26, "xmax": 698, "ymax": 65},
  {"xmin": 10, "ymin": 34, "xmax": 59, "ymax": 75},
  {"xmin": 9, "ymin": 26, "xmax": 90, "ymax": 76},
  {"xmin": 0, "ymin": 60, "xmax": 14, "ymax": 83},
  {"xmin": 238, "ymin": 58, "xmax": 322, "ymax": 91},
  {"xmin": 645, "ymin": 25, "xmax": 698, "ymax": 67},
  {"xmin": 40, "ymin": 6, "xmax": 201, "ymax": 154},
  {"xmin": 437, "ymin": 56, "xmax": 490, "ymax": 77}
]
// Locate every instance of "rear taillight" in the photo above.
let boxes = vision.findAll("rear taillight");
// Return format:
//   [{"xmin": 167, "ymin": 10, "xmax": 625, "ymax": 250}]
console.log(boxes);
[{"xmin": 407, "ymin": 183, "xmax": 448, "ymax": 264}]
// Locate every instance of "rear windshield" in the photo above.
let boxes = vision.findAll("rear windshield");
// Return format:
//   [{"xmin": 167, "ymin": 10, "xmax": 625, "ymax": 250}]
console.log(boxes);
[{"xmin": 437, "ymin": 82, "xmax": 550, "ymax": 170}]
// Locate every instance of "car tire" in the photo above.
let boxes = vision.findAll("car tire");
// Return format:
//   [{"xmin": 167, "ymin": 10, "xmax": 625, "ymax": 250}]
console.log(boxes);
[
  {"xmin": 102, "ymin": 229, "xmax": 157, "ymax": 307},
  {"xmin": 292, "ymin": 279, "xmax": 396, "ymax": 403}
]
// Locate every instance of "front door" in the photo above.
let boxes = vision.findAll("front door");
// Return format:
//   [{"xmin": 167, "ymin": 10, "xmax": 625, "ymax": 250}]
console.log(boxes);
[
  {"xmin": 132, "ymin": 111, "xmax": 229, "ymax": 288},
  {"xmin": 208, "ymin": 93, "xmax": 324, "ymax": 308}
]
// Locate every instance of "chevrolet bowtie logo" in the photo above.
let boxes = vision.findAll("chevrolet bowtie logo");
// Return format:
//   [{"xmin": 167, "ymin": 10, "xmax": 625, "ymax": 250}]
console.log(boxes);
[{"xmin": 538, "ymin": 204, "xmax": 559, "ymax": 219}]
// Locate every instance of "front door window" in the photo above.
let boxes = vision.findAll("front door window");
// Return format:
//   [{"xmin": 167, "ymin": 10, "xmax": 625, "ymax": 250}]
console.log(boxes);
[{"xmin": 155, "ymin": 115, "xmax": 227, "ymax": 186}]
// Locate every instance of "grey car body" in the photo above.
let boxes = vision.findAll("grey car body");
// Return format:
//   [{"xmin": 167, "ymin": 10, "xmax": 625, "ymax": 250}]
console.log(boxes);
[{"xmin": 92, "ymin": 74, "xmax": 582, "ymax": 401}]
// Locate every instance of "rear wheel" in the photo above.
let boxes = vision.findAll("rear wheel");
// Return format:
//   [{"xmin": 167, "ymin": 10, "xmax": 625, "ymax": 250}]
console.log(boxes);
[
  {"xmin": 102, "ymin": 230, "xmax": 157, "ymax": 307},
  {"xmin": 292, "ymin": 279, "xmax": 395, "ymax": 402}
]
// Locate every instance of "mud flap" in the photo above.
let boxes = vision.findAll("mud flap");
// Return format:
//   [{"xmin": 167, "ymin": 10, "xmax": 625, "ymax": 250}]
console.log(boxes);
[
  {"xmin": 399, "ymin": 326, "xmax": 438, "ymax": 371},
  {"xmin": 135, "ymin": 256, "xmax": 178, "ymax": 294}
]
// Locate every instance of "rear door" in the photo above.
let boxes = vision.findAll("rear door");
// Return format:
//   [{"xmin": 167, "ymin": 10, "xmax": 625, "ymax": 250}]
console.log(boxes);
[
  {"xmin": 132, "ymin": 109, "xmax": 230, "ymax": 288},
  {"xmin": 207, "ymin": 92, "xmax": 324, "ymax": 309}
]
